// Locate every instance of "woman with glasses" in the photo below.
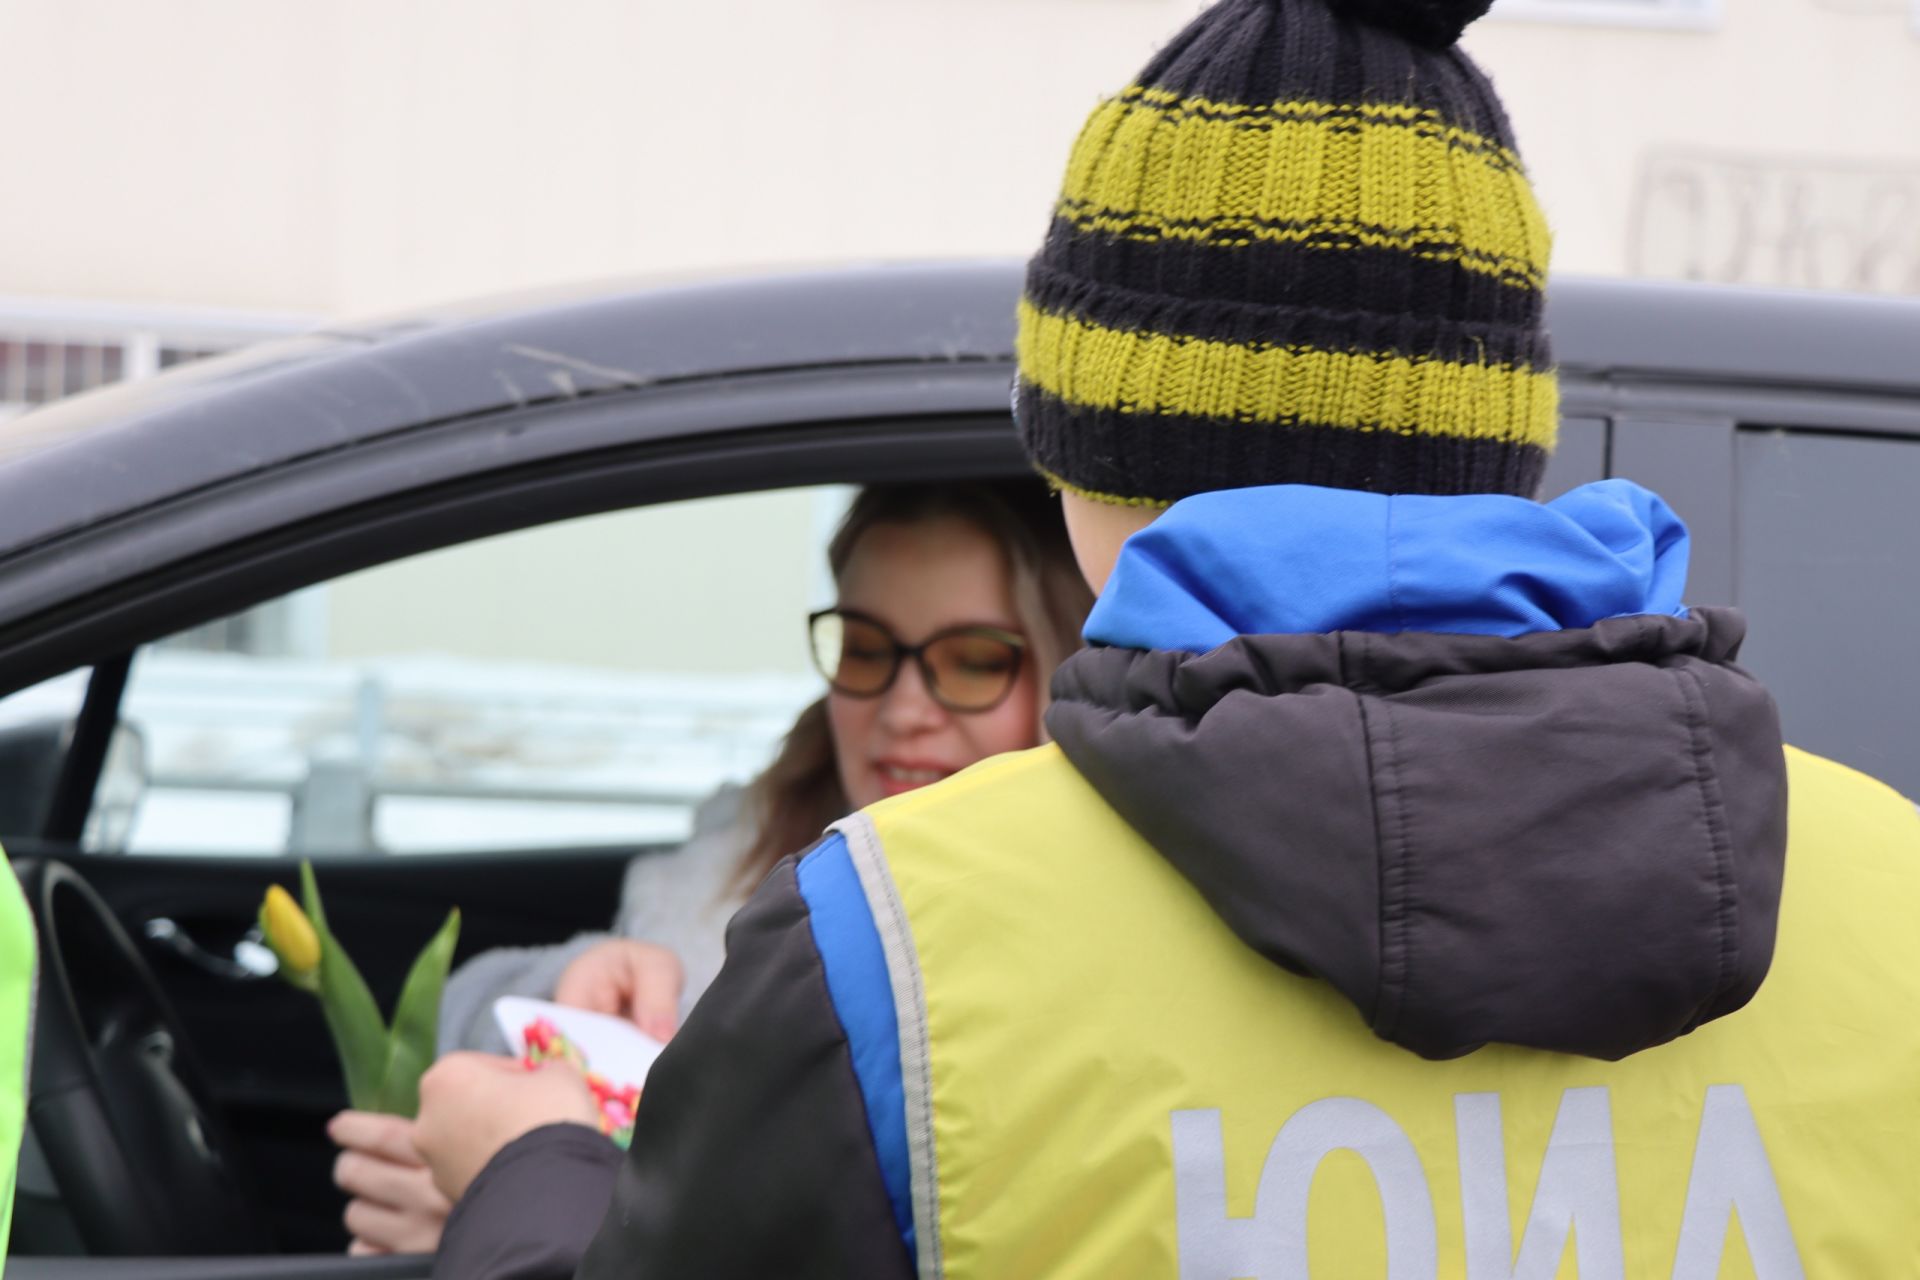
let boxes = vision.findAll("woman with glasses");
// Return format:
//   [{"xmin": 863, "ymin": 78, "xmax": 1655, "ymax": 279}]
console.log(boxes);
[{"xmin": 330, "ymin": 479, "xmax": 1093, "ymax": 1257}]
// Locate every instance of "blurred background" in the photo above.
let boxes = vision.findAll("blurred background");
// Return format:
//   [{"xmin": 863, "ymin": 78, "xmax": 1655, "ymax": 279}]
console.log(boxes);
[
  {"xmin": 2, "ymin": 0, "xmax": 1916, "ymax": 857},
  {"xmin": 5, "ymin": 0, "xmax": 1919, "ymax": 360},
  {"xmin": 3, "ymin": 0, "xmax": 1920, "ymax": 339}
]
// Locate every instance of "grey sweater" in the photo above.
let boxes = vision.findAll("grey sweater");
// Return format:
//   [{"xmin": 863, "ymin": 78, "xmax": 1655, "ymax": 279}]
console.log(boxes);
[{"xmin": 437, "ymin": 786, "xmax": 752, "ymax": 1055}]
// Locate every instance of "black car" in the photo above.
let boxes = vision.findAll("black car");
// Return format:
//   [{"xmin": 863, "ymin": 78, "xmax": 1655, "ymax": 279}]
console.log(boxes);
[{"xmin": 4, "ymin": 262, "xmax": 1917, "ymax": 1279}]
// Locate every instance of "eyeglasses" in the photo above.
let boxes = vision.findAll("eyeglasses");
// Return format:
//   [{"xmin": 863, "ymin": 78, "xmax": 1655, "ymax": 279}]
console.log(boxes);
[{"xmin": 808, "ymin": 608, "xmax": 1027, "ymax": 714}]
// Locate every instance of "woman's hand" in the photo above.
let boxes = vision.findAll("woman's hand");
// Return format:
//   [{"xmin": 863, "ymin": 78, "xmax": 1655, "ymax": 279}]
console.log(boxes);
[
  {"xmin": 328, "ymin": 1110, "xmax": 452, "ymax": 1256},
  {"xmin": 553, "ymin": 939, "xmax": 685, "ymax": 1042},
  {"xmin": 413, "ymin": 1052, "xmax": 602, "ymax": 1204}
]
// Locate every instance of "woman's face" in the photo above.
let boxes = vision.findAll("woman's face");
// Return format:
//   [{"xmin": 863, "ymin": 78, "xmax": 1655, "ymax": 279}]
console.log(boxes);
[{"xmin": 827, "ymin": 514, "xmax": 1042, "ymax": 812}]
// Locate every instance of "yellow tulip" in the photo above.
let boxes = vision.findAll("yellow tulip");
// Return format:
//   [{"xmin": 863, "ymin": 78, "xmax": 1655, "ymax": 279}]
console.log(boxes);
[{"xmin": 261, "ymin": 884, "xmax": 322, "ymax": 988}]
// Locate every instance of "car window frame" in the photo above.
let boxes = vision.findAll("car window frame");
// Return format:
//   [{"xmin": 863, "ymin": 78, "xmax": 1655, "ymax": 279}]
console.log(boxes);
[
  {"xmin": 0, "ymin": 389, "xmax": 1026, "ymax": 854},
  {"xmin": 0, "ymin": 361, "xmax": 1024, "ymax": 693}
]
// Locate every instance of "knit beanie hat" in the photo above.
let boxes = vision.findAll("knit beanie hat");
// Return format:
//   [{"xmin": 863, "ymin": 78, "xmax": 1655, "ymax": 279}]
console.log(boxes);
[{"xmin": 1014, "ymin": 0, "xmax": 1557, "ymax": 505}]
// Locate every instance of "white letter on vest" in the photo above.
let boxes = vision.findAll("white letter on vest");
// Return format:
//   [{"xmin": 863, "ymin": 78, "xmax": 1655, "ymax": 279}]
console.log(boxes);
[
  {"xmin": 1172, "ymin": 1099, "xmax": 1438, "ymax": 1280},
  {"xmin": 1456, "ymin": 1088, "xmax": 1625, "ymax": 1280},
  {"xmin": 1670, "ymin": 1085, "xmax": 1806, "ymax": 1280}
]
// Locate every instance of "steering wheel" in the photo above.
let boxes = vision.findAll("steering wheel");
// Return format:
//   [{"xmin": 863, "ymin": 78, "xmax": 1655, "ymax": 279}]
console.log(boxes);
[{"xmin": 16, "ymin": 858, "xmax": 274, "ymax": 1255}]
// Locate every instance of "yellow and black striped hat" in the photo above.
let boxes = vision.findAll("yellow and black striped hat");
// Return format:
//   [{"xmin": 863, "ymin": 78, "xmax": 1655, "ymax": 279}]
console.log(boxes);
[{"xmin": 1014, "ymin": 0, "xmax": 1557, "ymax": 505}]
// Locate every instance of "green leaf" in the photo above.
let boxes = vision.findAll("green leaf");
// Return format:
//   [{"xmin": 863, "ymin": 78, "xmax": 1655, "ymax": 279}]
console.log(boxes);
[
  {"xmin": 301, "ymin": 860, "xmax": 390, "ymax": 1112},
  {"xmin": 373, "ymin": 907, "xmax": 460, "ymax": 1118}
]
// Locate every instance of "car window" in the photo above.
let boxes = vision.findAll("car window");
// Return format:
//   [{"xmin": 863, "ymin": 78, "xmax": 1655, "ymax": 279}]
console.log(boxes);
[
  {"xmin": 66, "ymin": 487, "xmax": 849, "ymax": 857},
  {"xmin": 1731, "ymin": 427, "xmax": 1920, "ymax": 800}
]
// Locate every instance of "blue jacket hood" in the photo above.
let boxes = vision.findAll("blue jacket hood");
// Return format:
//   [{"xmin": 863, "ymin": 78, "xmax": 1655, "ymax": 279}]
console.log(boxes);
[{"xmin": 1087, "ymin": 479, "xmax": 1691, "ymax": 652}]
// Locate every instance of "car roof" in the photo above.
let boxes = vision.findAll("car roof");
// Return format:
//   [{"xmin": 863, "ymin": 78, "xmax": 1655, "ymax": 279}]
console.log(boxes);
[{"xmin": 5, "ymin": 260, "xmax": 1918, "ymax": 567}]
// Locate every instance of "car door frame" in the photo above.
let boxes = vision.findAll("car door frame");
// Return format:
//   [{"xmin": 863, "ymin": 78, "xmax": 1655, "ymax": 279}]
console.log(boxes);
[{"xmin": 0, "ymin": 361, "xmax": 1028, "ymax": 829}]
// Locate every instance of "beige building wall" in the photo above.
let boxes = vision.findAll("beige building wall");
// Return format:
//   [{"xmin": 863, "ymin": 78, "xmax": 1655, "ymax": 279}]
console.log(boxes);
[
  {"xmin": 3, "ymin": 0, "xmax": 1916, "ymax": 319},
  {"xmin": 1476, "ymin": 0, "xmax": 1920, "ymax": 295}
]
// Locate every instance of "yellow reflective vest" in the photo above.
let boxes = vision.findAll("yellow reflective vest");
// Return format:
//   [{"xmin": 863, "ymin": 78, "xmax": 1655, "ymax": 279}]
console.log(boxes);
[
  {"xmin": 835, "ymin": 745, "xmax": 1920, "ymax": 1278},
  {"xmin": 0, "ymin": 856, "xmax": 33, "ymax": 1266}
]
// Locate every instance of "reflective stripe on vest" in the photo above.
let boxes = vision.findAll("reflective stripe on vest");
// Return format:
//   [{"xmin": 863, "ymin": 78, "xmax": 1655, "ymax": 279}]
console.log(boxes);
[
  {"xmin": 0, "ymin": 853, "xmax": 35, "ymax": 1263},
  {"xmin": 837, "ymin": 745, "xmax": 1920, "ymax": 1279}
]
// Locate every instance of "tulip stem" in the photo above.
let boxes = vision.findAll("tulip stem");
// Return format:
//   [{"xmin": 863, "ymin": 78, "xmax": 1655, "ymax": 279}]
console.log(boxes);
[{"xmin": 259, "ymin": 862, "xmax": 461, "ymax": 1118}]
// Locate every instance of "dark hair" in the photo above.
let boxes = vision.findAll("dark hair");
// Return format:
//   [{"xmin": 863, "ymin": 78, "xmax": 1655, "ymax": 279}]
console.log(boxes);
[{"xmin": 728, "ymin": 480, "xmax": 1093, "ymax": 892}]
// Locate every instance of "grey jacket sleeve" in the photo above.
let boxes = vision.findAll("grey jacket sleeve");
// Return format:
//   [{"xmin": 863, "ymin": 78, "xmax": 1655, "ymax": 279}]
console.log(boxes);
[
  {"xmin": 430, "ymin": 857, "xmax": 913, "ymax": 1280},
  {"xmin": 438, "ymin": 934, "xmax": 615, "ymax": 1055},
  {"xmin": 431, "ymin": 1125, "xmax": 625, "ymax": 1280},
  {"xmin": 436, "ymin": 787, "xmax": 751, "ymax": 1055}
]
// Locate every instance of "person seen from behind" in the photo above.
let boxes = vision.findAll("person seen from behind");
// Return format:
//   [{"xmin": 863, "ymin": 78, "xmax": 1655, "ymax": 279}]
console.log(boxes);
[
  {"xmin": 328, "ymin": 480, "xmax": 1090, "ymax": 1257},
  {"xmin": 420, "ymin": 0, "xmax": 1920, "ymax": 1274}
]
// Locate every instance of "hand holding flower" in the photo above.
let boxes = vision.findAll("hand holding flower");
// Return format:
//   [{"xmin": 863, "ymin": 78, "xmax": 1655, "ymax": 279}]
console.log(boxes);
[{"xmin": 329, "ymin": 1110, "xmax": 451, "ymax": 1256}]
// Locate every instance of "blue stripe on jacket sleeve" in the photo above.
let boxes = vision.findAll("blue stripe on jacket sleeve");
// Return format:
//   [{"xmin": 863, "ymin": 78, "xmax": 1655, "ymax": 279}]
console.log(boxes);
[{"xmin": 796, "ymin": 833, "xmax": 913, "ymax": 1257}]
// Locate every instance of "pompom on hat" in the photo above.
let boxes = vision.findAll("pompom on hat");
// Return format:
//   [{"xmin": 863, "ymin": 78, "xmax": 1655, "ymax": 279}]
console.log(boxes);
[
  {"xmin": 1325, "ymin": 0, "xmax": 1499, "ymax": 49},
  {"xmin": 1014, "ymin": 0, "xmax": 1557, "ymax": 506}
]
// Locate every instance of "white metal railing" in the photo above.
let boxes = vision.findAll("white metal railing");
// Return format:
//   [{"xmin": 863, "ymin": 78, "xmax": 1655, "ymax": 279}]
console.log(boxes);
[
  {"xmin": 0, "ymin": 295, "xmax": 313, "ymax": 419},
  {"xmin": 0, "ymin": 652, "xmax": 818, "ymax": 857}
]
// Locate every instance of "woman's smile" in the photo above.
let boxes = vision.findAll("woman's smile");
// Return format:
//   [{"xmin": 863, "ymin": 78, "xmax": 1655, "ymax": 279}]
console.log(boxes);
[{"xmin": 871, "ymin": 758, "xmax": 956, "ymax": 796}]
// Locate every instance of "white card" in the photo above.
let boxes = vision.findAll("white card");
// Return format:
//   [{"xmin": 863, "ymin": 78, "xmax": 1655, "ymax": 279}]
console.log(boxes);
[{"xmin": 493, "ymin": 995, "xmax": 667, "ymax": 1088}]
